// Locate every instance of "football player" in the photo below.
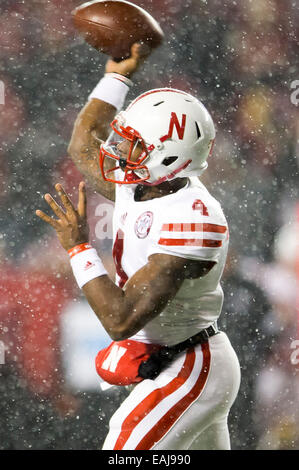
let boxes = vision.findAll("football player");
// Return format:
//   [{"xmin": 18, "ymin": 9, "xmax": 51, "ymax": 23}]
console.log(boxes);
[{"xmin": 36, "ymin": 44, "xmax": 240, "ymax": 450}]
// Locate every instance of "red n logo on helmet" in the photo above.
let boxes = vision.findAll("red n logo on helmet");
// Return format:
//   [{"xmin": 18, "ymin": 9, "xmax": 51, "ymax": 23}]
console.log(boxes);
[{"xmin": 160, "ymin": 112, "xmax": 186, "ymax": 142}]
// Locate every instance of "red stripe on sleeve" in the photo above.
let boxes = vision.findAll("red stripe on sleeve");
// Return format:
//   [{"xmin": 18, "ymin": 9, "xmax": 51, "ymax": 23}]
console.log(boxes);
[
  {"xmin": 158, "ymin": 238, "xmax": 223, "ymax": 248},
  {"xmin": 161, "ymin": 223, "xmax": 227, "ymax": 233}
]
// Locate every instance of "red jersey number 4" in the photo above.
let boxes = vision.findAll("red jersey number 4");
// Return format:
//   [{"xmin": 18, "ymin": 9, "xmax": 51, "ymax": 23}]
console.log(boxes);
[{"xmin": 192, "ymin": 199, "xmax": 209, "ymax": 216}]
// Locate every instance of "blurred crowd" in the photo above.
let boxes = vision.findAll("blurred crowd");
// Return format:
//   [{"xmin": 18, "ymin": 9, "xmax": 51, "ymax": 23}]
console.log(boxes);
[{"xmin": 0, "ymin": 0, "xmax": 298, "ymax": 450}]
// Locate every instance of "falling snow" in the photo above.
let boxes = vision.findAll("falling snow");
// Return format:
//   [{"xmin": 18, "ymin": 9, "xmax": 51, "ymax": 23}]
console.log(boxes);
[{"xmin": 0, "ymin": 0, "xmax": 298, "ymax": 450}]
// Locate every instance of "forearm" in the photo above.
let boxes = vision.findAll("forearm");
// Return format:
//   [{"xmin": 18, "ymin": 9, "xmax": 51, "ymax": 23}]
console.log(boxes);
[
  {"xmin": 67, "ymin": 44, "xmax": 149, "ymax": 199},
  {"xmin": 82, "ymin": 255, "xmax": 185, "ymax": 341},
  {"xmin": 82, "ymin": 276, "xmax": 133, "ymax": 340},
  {"xmin": 68, "ymin": 99, "xmax": 116, "ymax": 200},
  {"xmin": 69, "ymin": 98, "xmax": 116, "ymax": 151}
]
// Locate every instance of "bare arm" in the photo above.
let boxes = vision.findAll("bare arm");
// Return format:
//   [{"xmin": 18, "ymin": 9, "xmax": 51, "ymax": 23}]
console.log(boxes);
[
  {"xmin": 68, "ymin": 98, "xmax": 117, "ymax": 201},
  {"xmin": 83, "ymin": 254, "xmax": 214, "ymax": 341},
  {"xmin": 67, "ymin": 43, "xmax": 150, "ymax": 201},
  {"xmin": 36, "ymin": 183, "xmax": 215, "ymax": 341}
]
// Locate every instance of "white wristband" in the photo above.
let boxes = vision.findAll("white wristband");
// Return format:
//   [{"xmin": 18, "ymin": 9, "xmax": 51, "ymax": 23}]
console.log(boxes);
[
  {"xmin": 69, "ymin": 245, "xmax": 108, "ymax": 289},
  {"xmin": 88, "ymin": 73, "xmax": 132, "ymax": 111}
]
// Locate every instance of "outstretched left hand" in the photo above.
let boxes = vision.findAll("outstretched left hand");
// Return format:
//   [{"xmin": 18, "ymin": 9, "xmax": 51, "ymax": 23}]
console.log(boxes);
[{"xmin": 36, "ymin": 182, "xmax": 89, "ymax": 252}]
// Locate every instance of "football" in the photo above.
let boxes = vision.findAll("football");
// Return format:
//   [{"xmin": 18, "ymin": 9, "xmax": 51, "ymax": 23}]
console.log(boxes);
[{"xmin": 72, "ymin": 0, "xmax": 164, "ymax": 60}]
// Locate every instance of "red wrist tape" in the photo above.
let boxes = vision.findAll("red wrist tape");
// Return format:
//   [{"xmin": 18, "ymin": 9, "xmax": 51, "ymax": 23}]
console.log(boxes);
[{"xmin": 68, "ymin": 243, "xmax": 92, "ymax": 258}]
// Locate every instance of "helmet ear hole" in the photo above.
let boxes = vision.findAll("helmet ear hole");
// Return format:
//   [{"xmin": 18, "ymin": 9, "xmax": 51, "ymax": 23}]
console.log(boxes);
[
  {"xmin": 162, "ymin": 156, "xmax": 178, "ymax": 166},
  {"xmin": 195, "ymin": 121, "xmax": 202, "ymax": 139}
]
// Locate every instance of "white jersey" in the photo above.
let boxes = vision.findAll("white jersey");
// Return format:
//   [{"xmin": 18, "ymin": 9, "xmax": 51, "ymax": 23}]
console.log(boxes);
[{"xmin": 112, "ymin": 175, "xmax": 229, "ymax": 346}]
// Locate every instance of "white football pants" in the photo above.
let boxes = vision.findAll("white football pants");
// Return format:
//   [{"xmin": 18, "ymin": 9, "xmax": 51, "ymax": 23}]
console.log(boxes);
[{"xmin": 102, "ymin": 331, "xmax": 240, "ymax": 450}]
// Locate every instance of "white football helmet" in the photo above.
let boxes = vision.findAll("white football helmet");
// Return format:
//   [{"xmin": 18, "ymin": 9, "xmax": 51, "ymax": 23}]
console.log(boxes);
[{"xmin": 99, "ymin": 88, "xmax": 215, "ymax": 185}]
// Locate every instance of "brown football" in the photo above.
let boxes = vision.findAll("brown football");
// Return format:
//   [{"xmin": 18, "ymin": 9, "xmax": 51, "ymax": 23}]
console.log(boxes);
[{"xmin": 71, "ymin": 0, "xmax": 164, "ymax": 60}]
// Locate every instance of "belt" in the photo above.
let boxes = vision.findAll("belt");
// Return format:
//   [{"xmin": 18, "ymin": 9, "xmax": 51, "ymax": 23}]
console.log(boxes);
[{"xmin": 138, "ymin": 322, "xmax": 219, "ymax": 380}]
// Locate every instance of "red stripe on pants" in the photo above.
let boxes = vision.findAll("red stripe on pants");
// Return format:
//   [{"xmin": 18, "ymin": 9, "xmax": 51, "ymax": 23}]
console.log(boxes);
[
  {"xmin": 114, "ymin": 349, "xmax": 195, "ymax": 449},
  {"xmin": 136, "ymin": 341, "xmax": 211, "ymax": 449},
  {"xmin": 113, "ymin": 342, "xmax": 210, "ymax": 450}
]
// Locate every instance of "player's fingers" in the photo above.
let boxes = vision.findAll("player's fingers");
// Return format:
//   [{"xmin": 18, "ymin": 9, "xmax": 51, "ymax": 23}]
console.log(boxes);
[
  {"xmin": 55, "ymin": 183, "xmax": 76, "ymax": 215},
  {"xmin": 44, "ymin": 193, "xmax": 67, "ymax": 220},
  {"xmin": 130, "ymin": 42, "xmax": 151, "ymax": 59},
  {"xmin": 77, "ymin": 181, "xmax": 87, "ymax": 218},
  {"xmin": 35, "ymin": 209, "xmax": 60, "ymax": 229}
]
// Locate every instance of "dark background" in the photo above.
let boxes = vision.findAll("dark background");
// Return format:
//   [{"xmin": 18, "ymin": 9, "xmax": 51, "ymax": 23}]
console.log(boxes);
[{"xmin": 0, "ymin": 0, "xmax": 298, "ymax": 450}]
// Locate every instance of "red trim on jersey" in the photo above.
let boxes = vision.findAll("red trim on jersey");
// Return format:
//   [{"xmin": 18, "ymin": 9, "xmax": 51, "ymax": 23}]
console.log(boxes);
[
  {"xmin": 158, "ymin": 238, "xmax": 223, "ymax": 248},
  {"xmin": 136, "ymin": 342, "xmax": 211, "ymax": 450},
  {"xmin": 112, "ymin": 229, "xmax": 128, "ymax": 288},
  {"xmin": 161, "ymin": 223, "xmax": 227, "ymax": 233},
  {"xmin": 113, "ymin": 348, "xmax": 196, "ymax": 450}
]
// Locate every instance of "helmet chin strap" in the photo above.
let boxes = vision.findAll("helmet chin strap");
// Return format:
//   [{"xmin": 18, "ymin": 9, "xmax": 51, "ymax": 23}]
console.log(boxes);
[
  {"xmin": 138, "ymin": 179, "xmax": 160, "ymax": 187},
  {"xmin": 143, "ymin": 159, "xmax": 193, "ymax": 186}
]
